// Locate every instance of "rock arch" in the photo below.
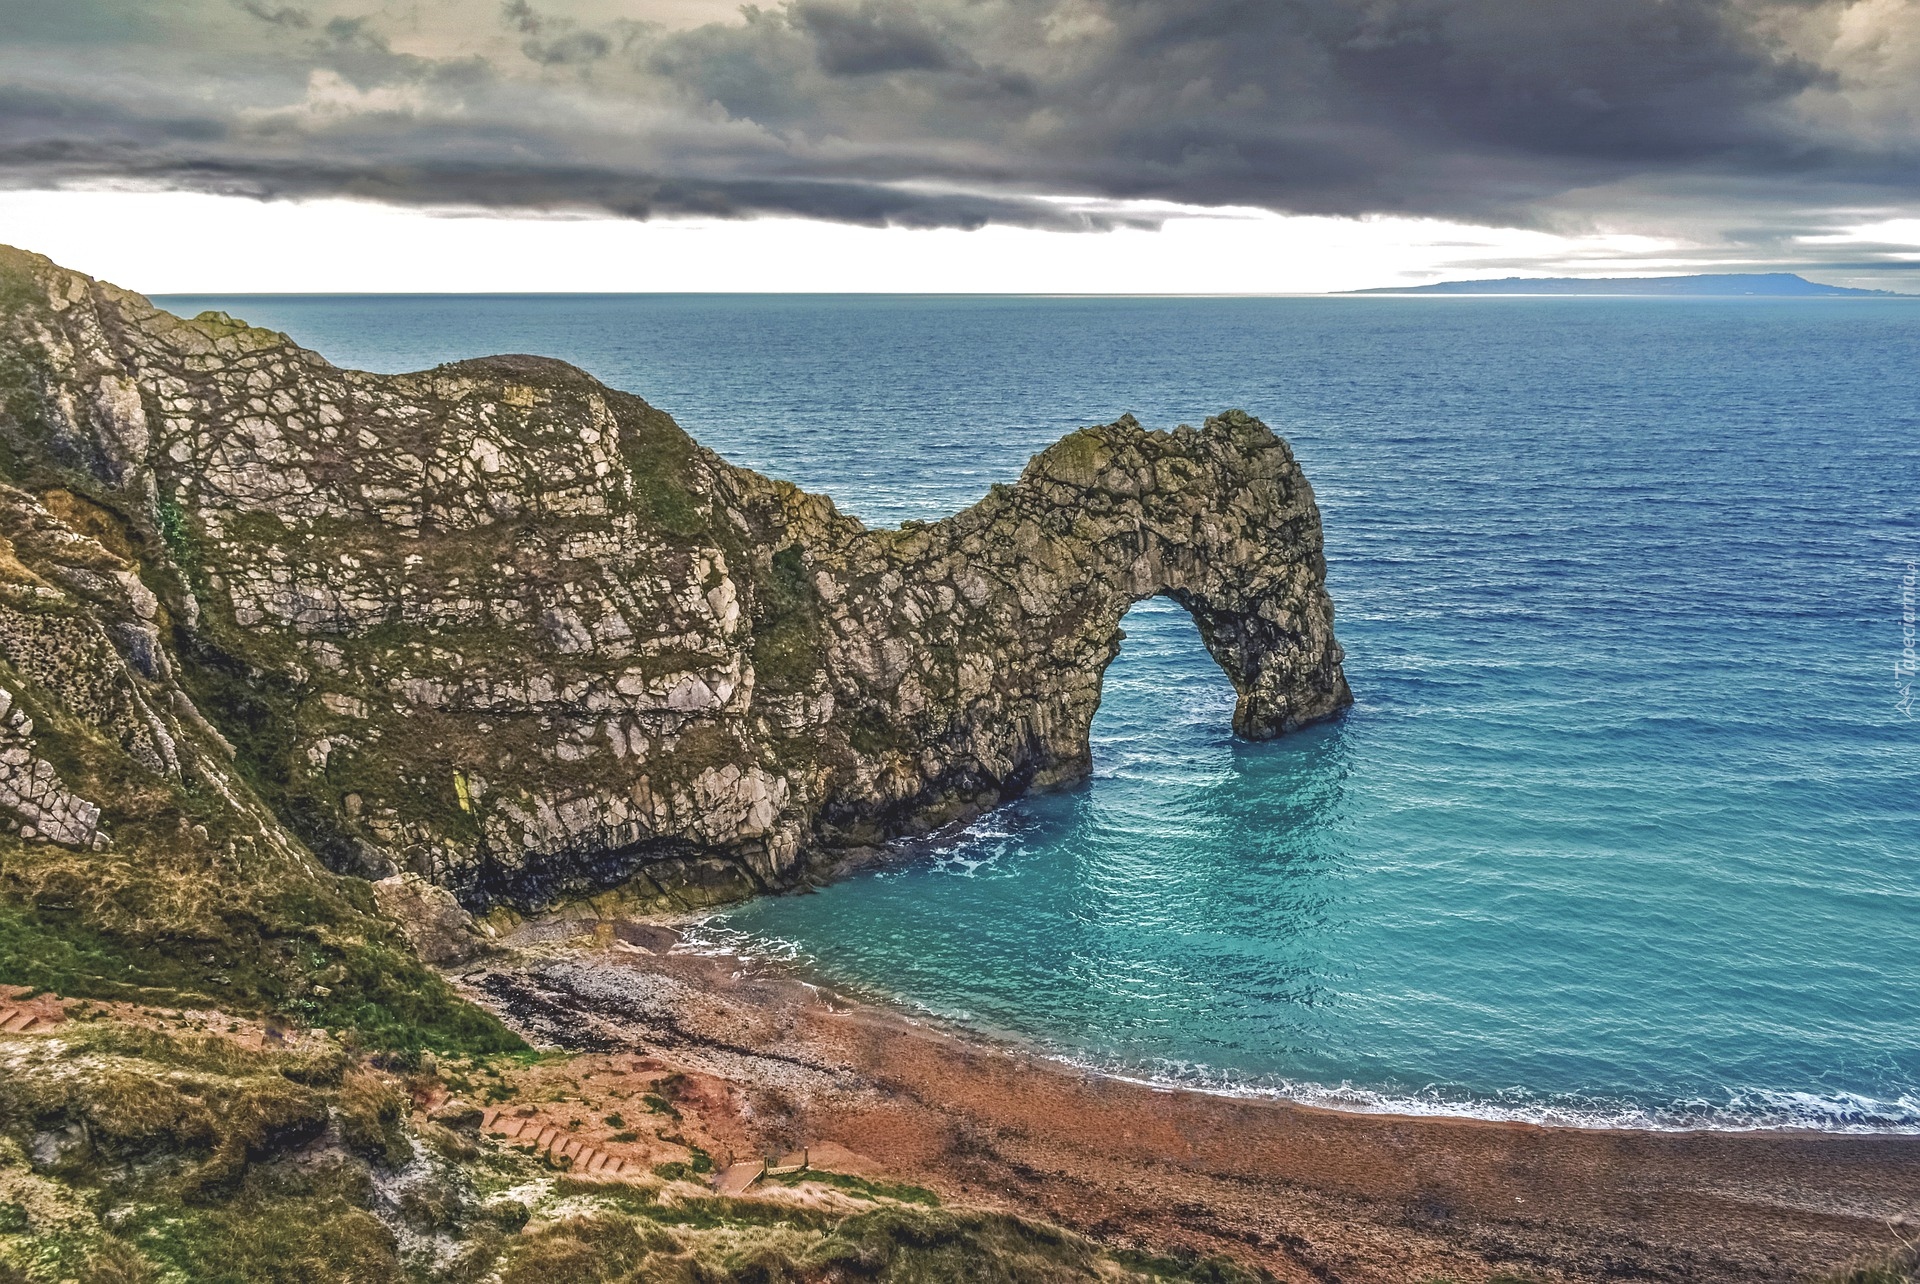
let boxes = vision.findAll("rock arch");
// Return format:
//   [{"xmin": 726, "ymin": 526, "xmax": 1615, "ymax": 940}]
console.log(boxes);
[{"xmin": 767, "ymin": 410, "xmax": 1353, "ymax": 846}]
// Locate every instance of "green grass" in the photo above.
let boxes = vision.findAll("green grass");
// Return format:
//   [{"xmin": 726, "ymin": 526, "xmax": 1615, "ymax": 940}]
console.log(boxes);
[
  {"xmin": 650, "ymin": 1143, "xmax": 714, "ymax": 1184},
  {"xmin": 846, "ymin": 706, "xmax": 912, "ymax": 759},
  {"xmin": 0, "ymin": 1023, "xmax": 509, "ymax": 1284},
  {"xmin": 68, "ymin": 1158, "xmax": 406, "ymax": 1284},
  {"xmin": 484, "ymin": 1203, "xmax": 1262, "ymax": 1284},
  {"xmin": 0, "ymin": 645, "xmax": 517, "ymax": 1056},
  {"xmin": 0, "ymin": 886, "xmax": 520, "ymax": 1055},
  {"xmin": 620, "ymin": 416, "xmax": 707, "ymax": 539},
  {"xmin": 0, "ymin": 901, "xmax": 220, "ymax": 1007},
  {"xmin": 747, "ymin": 545, "xmax": 826, "ymax": 692},
  {"xmin": 152, "ymin": 494, "xmax": 197, "ymax": 579}
]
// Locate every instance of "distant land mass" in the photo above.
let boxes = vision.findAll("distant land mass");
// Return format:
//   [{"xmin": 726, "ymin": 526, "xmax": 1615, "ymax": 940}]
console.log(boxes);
[{"xmin": 1352, "ymin": 272, "xmax": 1906, "ymax": 297}]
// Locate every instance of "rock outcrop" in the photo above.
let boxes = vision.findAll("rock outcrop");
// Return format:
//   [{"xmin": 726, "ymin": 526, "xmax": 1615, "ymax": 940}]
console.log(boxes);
[{"xmin": 0, "ymin": 244, "xmax": 1349, "ymax": 913}]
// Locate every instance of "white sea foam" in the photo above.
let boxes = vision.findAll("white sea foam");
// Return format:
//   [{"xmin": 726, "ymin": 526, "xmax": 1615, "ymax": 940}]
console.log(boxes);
[
  {"xmin": 1040, "ymin": 1054, "xmax": 1920, "ymax": 1134},
  {"xmin": 672, "ymin": 915, "xmax": 804, "ymax": 963},
  {"xmin": 929, "ymin": 850, "xmax": 1004, "ymax": 876},
  {"xmin": 659, "ymin": 917, "xmax": 1920, "ymax": 1136}
]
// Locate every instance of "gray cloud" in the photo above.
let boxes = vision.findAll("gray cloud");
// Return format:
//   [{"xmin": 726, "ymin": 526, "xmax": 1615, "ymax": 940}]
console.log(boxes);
[
  {"xmin": 238, "ymin": 2, "xmax": 311, "ymax": 29},
  {"xmin": 0, "ymin": 0, "xmax": 1916, "ymax": 233},
  {"xmin": 504, "ymin": 0, "xmax": 615, "ymax": 65},
  {"xmin": 793, "ymin": 2, "xmax": 957, "ymax": 76}
]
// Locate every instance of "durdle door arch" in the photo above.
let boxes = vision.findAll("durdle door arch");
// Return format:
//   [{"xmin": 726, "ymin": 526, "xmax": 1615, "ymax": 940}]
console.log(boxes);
[{"xmin": 785, "ymin": 410, "xmax": 1354, "ymax": 841}]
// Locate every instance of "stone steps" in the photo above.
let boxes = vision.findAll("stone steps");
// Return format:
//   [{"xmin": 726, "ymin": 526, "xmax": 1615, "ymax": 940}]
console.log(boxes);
[
  {"xmin": 480, "ymin": 1107, "xmax": 636, "ymax": 1178},
  {"xmin": 714, "ymin": 1150, "xmax": 808, "ymax": 1195},
  {"xmin": 0, "ymin": 1002, "xmax": 62, "ymax": 1034},
  {"xmin": 714, "ymin": 1159, "xmax": 765, "ymax": 1196}
]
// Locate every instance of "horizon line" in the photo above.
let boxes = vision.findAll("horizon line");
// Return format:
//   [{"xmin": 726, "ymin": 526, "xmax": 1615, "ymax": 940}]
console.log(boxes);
[{"xmin": 149, "ymin": 288, "xmax": 1920, "ymax": 299}]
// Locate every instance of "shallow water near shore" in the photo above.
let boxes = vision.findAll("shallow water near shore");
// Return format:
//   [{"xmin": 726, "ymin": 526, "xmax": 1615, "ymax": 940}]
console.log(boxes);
[{"xmin": 162, "ymin": 292, "xmax": 1920, "ymax": 1131}]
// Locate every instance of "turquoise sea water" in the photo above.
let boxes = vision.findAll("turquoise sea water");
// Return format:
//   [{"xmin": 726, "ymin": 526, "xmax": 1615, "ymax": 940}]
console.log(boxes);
[{"xmin": 162, "ymin": 293, "xmax": 1920, "ymax": 1130}]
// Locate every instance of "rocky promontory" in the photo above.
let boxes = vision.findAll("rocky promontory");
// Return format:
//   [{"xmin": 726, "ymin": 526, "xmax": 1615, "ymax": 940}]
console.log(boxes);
[{"xmin": 0, "ymin": 244, "xmax": 1349, "ymax": 916}]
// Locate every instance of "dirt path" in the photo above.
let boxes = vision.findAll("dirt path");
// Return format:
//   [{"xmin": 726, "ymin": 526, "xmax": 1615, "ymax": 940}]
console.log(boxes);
[{"xmin": 457, "ymin": 933, "xmax": 1920, "ymax": 1284}]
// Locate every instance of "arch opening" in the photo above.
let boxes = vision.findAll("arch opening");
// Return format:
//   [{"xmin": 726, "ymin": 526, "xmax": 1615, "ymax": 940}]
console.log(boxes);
[{"xmin": 1091, "ymin": 596, "xmax": 1242, "ymax": 760}]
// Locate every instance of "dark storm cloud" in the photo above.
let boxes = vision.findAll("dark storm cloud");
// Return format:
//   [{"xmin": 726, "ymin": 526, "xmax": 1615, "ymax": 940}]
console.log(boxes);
[
  {"xmin": 792, "ymin": 3, "xmax": 958, "ymax": 76},
  {"xmin": 0, "ymin": 0, "xmax": 1916, "ymax": 229},
  {"xmin": 0, "ymin": 146, "xmax": 1128, "ymax": 229}
]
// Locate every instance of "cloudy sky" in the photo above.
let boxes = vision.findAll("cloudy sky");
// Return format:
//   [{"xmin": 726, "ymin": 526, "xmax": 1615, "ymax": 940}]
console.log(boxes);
[{"xmin": 3, "ymin": 0, "xmax": 1920, "ymax": 291}]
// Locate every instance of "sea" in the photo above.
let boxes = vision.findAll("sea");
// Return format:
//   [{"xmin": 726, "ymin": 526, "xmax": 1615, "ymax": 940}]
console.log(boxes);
[{"xmin": 158, "ymin": 292, "xmax": 1920, "ymax": 1133}]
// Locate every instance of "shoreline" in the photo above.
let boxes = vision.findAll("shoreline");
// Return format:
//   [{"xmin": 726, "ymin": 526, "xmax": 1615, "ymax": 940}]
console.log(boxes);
[
  {"xmin": 461, "ymin": 913, "xmax": 1920, "ymax": 1283},
  {"xmin": 673, "ymin": 909, "xmax": 1920, "ymax": 1140}
]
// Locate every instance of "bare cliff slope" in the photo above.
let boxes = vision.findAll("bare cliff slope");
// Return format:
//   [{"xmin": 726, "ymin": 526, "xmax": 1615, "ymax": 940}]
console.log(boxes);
[{"xmin": 0, "ymin": 244, "xmax": 1348, "ymax": 917}]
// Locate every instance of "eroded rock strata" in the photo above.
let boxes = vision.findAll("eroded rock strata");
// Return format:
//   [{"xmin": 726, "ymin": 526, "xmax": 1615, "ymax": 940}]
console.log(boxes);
[{"xmin": 0, "ymin": 244, "xmax": 1349, "ymax": 913}]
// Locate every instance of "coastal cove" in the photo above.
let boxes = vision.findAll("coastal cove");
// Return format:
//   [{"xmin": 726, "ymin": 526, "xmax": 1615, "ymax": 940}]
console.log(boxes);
[
  {"xmin": 159, "ymin": 292, "xmax": 1920, "ymax": 1134},
  {"xmin": 464, "ymin": 912, "xmax": 1920, "ymax": 1284}
]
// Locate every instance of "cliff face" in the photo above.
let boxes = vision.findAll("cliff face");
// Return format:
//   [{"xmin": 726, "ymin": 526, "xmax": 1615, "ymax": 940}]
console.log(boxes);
[{"xmin": 0, "ymin": 245, "xmax": 1349, "ymax": 915}]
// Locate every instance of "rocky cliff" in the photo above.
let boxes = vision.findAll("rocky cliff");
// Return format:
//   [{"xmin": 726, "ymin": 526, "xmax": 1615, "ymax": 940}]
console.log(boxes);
[{"xmin": 0, "ymin": 244, "xmax": 1349, "ymax": 917}]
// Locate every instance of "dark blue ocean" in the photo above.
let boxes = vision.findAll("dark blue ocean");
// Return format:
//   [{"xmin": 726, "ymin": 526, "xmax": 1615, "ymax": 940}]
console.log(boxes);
[{"xmin": 161, "ymin": 293, "xmax": 1920, "ymax": 1131}]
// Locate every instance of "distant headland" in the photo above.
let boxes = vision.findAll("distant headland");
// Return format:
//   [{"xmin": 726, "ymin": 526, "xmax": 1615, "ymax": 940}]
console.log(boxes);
[{"xmin": 1351, "ymin": 272, "xmax": 1907, "ymax": 297}]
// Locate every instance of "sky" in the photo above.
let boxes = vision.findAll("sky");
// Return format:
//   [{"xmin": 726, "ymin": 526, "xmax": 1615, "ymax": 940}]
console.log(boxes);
[{"xmin": 4, "ymin": 0, "xmax": 1920, "ymax": 293}]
